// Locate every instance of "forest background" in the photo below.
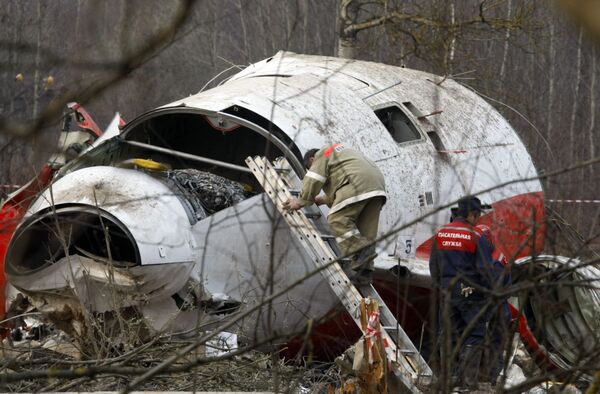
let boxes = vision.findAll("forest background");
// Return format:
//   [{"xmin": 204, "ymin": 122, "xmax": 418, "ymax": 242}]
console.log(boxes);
[{"xmin": 0, "ymin": 0, "xmax": 598, "ymax": 241}]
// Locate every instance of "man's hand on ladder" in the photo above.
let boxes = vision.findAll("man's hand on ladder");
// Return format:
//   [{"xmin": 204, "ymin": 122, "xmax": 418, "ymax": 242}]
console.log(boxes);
[
  {"xmin": 282, "ymin": 197, "xmax": 302, "ymax": 211},
  {"xmin": 283, "ymin": 195, "xmax": 327, "ymax": 210}
]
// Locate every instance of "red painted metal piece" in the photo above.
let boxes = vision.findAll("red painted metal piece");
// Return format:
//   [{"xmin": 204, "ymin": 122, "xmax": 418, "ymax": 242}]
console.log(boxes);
[
  {"xmin": 478, "ymin": 191, "xmax": 546, "ymax": 261},
  {"xmin": 68, "ymin": 103, "xmax": 103, "ymax": 138},
  {"xmin": 0, "ymin": 165, "xmax": 55, "ymax": 332},
  {"xmin": 508, "ymin": 303, "xmax": 558, "ymax": 372}
]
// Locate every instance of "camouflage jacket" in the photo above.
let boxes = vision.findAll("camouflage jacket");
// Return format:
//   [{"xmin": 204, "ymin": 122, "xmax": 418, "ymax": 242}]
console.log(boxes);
[{"xmin": 298, "ymin": 144, "xmax": 387, "ymax": 214}]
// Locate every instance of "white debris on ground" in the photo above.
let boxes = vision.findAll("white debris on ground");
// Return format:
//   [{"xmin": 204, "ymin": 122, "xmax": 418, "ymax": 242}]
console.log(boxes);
[
  {"xmin": 205, "ymin": 331, "xmax": 238, "ymax": 357},
  {"xmin": 504, "ymin": 363, "xmax": 527, "ymax": 389},
  {"xmin": 501, "ymin": 346, "xmax": 582, "ymax": 394},
  {"xmin": 528, "ymin": 382, "xmax": 582, "ymax": 394}
]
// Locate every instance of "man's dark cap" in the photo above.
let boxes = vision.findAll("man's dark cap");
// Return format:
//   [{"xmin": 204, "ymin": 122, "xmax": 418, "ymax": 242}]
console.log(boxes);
[{"xmin": 457, "ymin": 196, "xmax": 490, "ymax": 213}]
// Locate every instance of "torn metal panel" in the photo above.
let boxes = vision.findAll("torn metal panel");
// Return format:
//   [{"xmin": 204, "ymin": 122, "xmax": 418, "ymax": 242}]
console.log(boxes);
[
  {"xmin": 10, "ymin": 254, "xmax": 196, "ymax": 313},
  {"xmin": 185, "ymin": 194, "xmax": 340, "ymax": 342}
]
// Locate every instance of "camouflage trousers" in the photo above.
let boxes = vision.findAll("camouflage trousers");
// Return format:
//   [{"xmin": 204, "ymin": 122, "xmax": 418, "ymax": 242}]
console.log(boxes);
[{"xmin": 327, "ymin": 196, "xmax": 384, "ymax": 271}]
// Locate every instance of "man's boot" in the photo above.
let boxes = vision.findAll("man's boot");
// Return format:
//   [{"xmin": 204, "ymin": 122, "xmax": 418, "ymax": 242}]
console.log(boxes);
[
  {"xmin": 454, "ymin": 344, "xmax": 483, "ymax": 390},
  {"xmin": 487, "ymin": 353, "xmax": 506, "ymax": 387},
  {"xmin": 349, "ymin": 268, "xmax": 373, "ymax": 285},
  {"xmin": 352, "ymin": 245, "xmax": 377, "ymax": 271},
  {"xmin": 349, "ymin": 245, "xmax": 376, "ymax": 285}
]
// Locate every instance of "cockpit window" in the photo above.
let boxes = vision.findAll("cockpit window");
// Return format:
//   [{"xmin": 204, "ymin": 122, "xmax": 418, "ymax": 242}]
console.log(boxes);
[{"xmin": 374, "ymin": 106, "xmax": 421, "ymax": 144}]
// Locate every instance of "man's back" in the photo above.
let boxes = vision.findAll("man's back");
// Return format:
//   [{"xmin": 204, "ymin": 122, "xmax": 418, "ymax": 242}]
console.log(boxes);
[
  {"xmin": 429, "ymin": 218, "xmax": 495, "ymax": 295},
  {"xmin": 308, "ymin": 144, "xmax": 386, "ymax": 214}
]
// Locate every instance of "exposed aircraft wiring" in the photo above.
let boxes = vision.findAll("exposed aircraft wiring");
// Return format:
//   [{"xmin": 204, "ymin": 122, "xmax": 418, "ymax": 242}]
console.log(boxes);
[
  {"xmin": 361, "ymin": 80, "xmax": 402, "ymax": 100},
  {"xmin": 168, "ymin": 169, "xmax": 249, "ymax": 215},
  {"xmin": 199, "ymin": 64, "xmax": 245, "ymax": 93}
]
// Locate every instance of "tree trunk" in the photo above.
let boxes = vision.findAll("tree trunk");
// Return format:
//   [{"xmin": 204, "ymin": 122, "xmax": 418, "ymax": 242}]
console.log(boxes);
[
  {"xmin": 32, "ymin": 0, "xmax": 42, "ymax": 120},
  {"xmin": 337, "ymin": 34, "xmax": 357, "ymax": 59},
  {"xmin": 302, "ymin": 0, "xmax": 308, "ymax": 53},
  {"xmin": 237, "ymin": 0, "xmax": 249, "ymax": 63},
  {"xmin": 499, "ymin": 0, "xmax": 513, "ymax": 84},
  {"xmin": 589, "ymin": 46, "xmax": 596, "ymax": 160},
  {"xmin": 569, "ymin": 27, "xmax": 583, "ymax": 164},
  {"xmin": 587, "ymin": 46, "xmax": 596, "ymax": 239},
  {"xmin": 336, "ymin": 0, "xmax": 359, "ymax": 59},
  {"xmin": 546, "ymin": 21, "xmax": 555, "ymax": 163},
  {"xmin": 570, "ymin": 28, "xmax": 583, "ymax": 232},
  {"xmin": 447, "ymin": 2, "xmax": 456, "ymax": 75}
]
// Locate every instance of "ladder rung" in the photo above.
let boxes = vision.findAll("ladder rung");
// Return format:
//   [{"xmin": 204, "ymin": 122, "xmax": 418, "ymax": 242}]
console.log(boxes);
[
  {"xmin": 304, "ymin": 212, "xmax": 322, "ymax": 219},
  {"xmin": 398, "ymin": 349, "xmax": 417, "ymax": 355}
]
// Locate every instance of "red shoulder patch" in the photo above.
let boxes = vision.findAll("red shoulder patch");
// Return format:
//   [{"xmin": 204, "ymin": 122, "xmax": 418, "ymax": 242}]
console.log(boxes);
[{"xmin": 324, "ymin": 143, "xmax": 340, "ymax": 158}]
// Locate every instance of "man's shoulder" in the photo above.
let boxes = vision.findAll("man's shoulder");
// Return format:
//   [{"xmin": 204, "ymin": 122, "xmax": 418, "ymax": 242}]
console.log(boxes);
[
  {"xmin": 436, "ymin": 220, "xmax": 479, "ymax": 235},
  {"xmin": 319, "ymin": 143, "xmax": 346, "ymax": 158},
  {"xmin": 434, "ymin": 221, "xmax": 481, "ymax": 254}
]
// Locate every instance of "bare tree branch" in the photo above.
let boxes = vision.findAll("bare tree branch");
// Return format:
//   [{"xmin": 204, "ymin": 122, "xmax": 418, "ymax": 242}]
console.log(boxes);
[{"xmin": 0, "ymin": 0, "xmax": 196, "ymax": 139}]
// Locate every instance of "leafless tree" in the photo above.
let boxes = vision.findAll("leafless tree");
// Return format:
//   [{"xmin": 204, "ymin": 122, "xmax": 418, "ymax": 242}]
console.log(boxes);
[{"xmin": 1, "ymin": 1, "xmax": 600, "ymax": 392}]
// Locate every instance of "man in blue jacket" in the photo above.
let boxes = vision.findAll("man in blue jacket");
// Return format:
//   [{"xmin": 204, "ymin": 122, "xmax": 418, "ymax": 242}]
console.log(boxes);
[{"xmin": 429, "ymin": 196, "xmax": 499, "ymax": 390}]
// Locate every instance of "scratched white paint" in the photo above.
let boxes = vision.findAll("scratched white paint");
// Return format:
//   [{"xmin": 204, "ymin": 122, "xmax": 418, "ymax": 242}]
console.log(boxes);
[{"xmin": 158, "ymin": 51, "xmax": 542, "ymax": 250}]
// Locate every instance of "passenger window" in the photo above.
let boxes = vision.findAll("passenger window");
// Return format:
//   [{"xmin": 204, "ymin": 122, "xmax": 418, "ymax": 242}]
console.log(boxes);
[{"xmin": 374, "ymin": 106, "xmax": 421, "ymax": 144}]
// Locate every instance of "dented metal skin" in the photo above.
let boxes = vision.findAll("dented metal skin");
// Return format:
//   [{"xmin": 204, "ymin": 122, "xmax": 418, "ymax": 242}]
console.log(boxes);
[{"xmin": 4, "ymin": 52, "xmax": 595, "ymax": 371}]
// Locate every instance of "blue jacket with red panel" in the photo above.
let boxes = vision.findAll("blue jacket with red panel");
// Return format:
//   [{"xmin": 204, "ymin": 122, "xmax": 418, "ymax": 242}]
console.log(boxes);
[{"xmin": 429, "ymin": 218, "xmax": 498, "ymax": 297}]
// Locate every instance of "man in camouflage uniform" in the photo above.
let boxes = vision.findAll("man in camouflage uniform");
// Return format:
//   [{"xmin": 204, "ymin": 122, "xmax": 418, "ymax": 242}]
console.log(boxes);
[{"xmin": 283, "ymin": 144, "xmax": 386, "ymax": 283}]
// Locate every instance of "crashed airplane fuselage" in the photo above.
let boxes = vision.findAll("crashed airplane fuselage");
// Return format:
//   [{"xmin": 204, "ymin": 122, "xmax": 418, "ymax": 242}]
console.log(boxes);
[{"xmin": 3, "ymin": 52, "xmax": 599, "ymax": 374}]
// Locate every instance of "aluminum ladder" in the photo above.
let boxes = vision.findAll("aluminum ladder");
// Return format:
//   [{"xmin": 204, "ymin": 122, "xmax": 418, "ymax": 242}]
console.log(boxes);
[{"xmin": 245, "ymin": 155, "xmax": 433, "ymax": 393}]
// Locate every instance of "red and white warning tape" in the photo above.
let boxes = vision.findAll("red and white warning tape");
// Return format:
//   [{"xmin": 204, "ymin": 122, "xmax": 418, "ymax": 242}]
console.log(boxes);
[
  {"xmin": 547, "ymin": 199, "xmax": 600, "ymax": 204},
  {"xmin": 365, "ymin": 310, "xmax": 381, "ymax": 365}
]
